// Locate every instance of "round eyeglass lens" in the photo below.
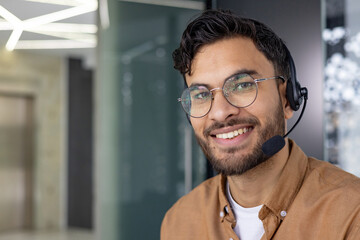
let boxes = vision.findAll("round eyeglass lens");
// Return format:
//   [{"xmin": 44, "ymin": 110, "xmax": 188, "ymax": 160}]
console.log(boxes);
[
  {"xmin": 223, "ymin": 74, "xmax": 258, "ymax": 108},
  {"xmin": 181, "ymin": 85, "xmax": 212, "ymax": 117}
]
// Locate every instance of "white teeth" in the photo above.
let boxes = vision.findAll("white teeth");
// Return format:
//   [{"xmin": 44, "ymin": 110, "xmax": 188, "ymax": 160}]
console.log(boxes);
[{"xmin": 215, "ymin": 127, "xmax": 252, "ymax": 139}]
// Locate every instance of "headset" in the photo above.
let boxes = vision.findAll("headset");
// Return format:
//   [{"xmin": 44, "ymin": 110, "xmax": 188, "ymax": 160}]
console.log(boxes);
[
  {"xmin": 284, "ymin": 45, "xmax": 308, "ymax": 112},
  {"xmin": 261, "ymin": 45, "xmax": 308, "ymax": 156}
]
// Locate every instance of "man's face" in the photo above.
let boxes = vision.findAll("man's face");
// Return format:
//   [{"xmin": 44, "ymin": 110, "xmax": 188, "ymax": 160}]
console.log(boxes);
[{"xmin": 186, "ymin": 37, "xmax": 293, "ymax": 176}]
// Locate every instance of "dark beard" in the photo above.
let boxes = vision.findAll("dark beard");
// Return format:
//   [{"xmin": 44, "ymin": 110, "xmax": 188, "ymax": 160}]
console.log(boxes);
[{"xmin": 195, "ymin": 102, "xmax": 285, "ymax": 176}]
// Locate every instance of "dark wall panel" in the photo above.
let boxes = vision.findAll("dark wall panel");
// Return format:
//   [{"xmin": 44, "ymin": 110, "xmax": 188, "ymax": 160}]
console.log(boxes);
[
  {"xmin": 217, "ymin": 0, "xmax": 324, "ymax": 159},
  {"xmin": 68, "ymin": 58, "xmax": 93, "ymax": 229}
]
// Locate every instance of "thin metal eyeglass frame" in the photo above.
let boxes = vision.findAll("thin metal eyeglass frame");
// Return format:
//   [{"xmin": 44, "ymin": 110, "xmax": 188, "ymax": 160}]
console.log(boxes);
[{"xmin": 178, "ymin": 74, "xmax": 285, "ymax": 118}]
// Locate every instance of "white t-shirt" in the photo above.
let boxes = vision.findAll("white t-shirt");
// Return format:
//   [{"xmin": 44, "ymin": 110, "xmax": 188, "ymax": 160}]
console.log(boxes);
[{"xmin": 227, "ymin": 182, "xmax": 265, "ymax": 240}]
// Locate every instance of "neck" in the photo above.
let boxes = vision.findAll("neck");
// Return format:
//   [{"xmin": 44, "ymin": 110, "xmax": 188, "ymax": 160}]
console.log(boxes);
[{"xmin": 227, "ymin": 139, "xmax": 290, "ymax": 208}]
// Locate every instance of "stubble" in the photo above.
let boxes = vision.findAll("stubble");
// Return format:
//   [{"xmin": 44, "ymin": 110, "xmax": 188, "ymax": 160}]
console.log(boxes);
[{"xmin": 195, "ymin": 102, "xmax": 285, "ymax": 176}]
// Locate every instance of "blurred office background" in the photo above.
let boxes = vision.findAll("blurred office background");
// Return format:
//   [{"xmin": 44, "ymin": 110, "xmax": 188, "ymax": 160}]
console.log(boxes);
[{"xmin": 0, "ymin": 0, "xmax": 358, "ymax": 240}]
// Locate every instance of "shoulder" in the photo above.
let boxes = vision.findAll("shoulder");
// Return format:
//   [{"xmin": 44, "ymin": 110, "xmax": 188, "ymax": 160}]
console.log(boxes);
[
  {"xmin": 290, "ymin": 157, "xmax": 360, "ymax": 237},
  {"xmin": 302, "ymin": 157, "xmax": 360, "ymax": 207},
  {"xmin": 307, "ymin": 157, "xmax": 360, "ymax": 191},
  {"xmin": 164, "ymin": 174, "xmax": 221, "ymax": 219},
  {"xmin": 161, "ymin": 175, "xmax": 222, "ymax": 239},
  {"xmin": 289, "ymin": 139, "xmax": 360, "ymax": 196}
]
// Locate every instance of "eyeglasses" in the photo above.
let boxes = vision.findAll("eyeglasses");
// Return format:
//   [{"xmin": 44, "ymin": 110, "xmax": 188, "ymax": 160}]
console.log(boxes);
[{"xmin": 178, "ymin": 73, "xmax": 284, "ymax": 118}]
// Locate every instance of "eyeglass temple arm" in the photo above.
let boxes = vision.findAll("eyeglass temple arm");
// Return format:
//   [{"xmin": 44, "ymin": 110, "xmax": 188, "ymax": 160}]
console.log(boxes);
[{"xmin": 255, "ymin": 76, "xmax": 285, "ymax": 83}]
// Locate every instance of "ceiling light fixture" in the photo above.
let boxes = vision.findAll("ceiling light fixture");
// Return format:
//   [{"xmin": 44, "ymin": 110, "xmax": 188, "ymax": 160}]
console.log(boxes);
[
  {"xmin": 34, "ymin": 23, "xmax": 97, "ymax": 33},
  {"xmin": 0, "ymin": 1, "xmax": 97, "ymax": 51},
  {"xmin": 24, "ymin": 0, "xmax": 94, "ymax": 7},
  {"xmin": 0, "ymin": 6, "xmax": 22, "ymax": 24},
  {"xmin": 119, "ymin": 0, "xmax": 205, "ymax": 10},
  {"xmin": 0, "ymin": 20, "xmax": 13, "ymax": 30},
  {"xmin": 6, "ymin": 28, "xmax": 23, "ymax": 51},
  {"xmin": 24, "ymin": 3, "xmax": 97, "ymax": 28},
  {"xmin": 15, "ymin": 39, "xmax": 96, "ymax": 49}
]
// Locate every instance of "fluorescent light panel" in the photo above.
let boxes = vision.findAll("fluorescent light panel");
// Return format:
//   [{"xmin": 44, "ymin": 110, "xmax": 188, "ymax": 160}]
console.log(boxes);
[
  {"xmin": 6, "ymin": 29, "xmax": 23, "ymax": 51},
  {"xmin": 0, "ymin": 1, "xmax": 98, "ymax": 51},
  {"xmin": 15, "ymin": 39, "xmax": 96, "ymax": 49},
  {"xmin": 24, "ymin": 3, "xmax": 98, "ymax": 28},
  {"xmin": 0, "ymin": 6, "xmax": 21, "ymax": 25},
  {"xmin": 0, "ymin": 20, "xmax": 13, "ymax": 30},
  {"xmin": 33, "ymin": 23, "xmax": 97, "ymax": 33},
  {"xmin": 119, "ymin": 0, "xmax": 205, "ymax": 10},
  {"xmin": 24, "ymin": 0, "xmax": 96, "ymax": 7},
  {"xmin": 30, "ymin": 30, "xmax": 95, "ymax": 41},
  {"xmin": 0, "ymin": 22, "xmax": 97, "ymax": 33}
]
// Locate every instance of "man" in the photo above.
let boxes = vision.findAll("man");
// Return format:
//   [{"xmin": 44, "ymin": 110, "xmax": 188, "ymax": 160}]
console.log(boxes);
[{"xmin": 161, "ymin": 10, "xmax": 360, "ymax": 240}]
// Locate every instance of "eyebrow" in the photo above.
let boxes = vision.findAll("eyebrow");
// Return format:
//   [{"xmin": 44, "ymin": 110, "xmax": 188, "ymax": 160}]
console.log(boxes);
[
  {"xmin": 189, "ymin": 68, "xmax": 260, "ymax": 88},
  {"xmin": 227, "ymin": 69, "xmax": 259, "ymax": 79}
]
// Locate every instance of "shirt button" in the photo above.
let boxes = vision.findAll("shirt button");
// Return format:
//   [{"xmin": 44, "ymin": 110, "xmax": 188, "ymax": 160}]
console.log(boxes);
[
  {"xmin": 280, "ymin": 210, "xmax": 287, "ymax": 217},
  {"xmin": 220, "ymin": 211, "xmax": 225, "ymax": 218},
  {"xmin": 229, "ymin": 238, "xmax": 234, "ymax": 240}
]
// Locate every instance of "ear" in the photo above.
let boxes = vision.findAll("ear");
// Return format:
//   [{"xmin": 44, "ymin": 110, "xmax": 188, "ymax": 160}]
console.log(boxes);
[{"xmin": 279, "ymin": 81, "xmax": 294, "ymax": 120}]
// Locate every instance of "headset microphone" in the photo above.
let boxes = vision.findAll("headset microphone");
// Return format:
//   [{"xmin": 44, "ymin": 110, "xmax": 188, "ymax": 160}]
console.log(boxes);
[
  {"xmin": 261, "ymin": 45, "xmax": 308, "ymax": 157},
  {"xmin": 261, "ymin": 88, "xmax": 308, "ymax": 157}
]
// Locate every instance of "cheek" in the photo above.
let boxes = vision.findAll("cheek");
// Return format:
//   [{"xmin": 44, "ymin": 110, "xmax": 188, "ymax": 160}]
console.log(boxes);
[
  {"xmin": 248, "ymin": 93, "xmax": 282, "ymax": 122},
  {"xmin": 249, "ymin": 96, "xmax": 277, "ymax": 116}
]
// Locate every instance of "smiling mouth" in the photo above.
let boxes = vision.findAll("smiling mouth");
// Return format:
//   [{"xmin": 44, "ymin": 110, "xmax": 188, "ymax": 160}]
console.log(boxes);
[{"xmin": 215, "ymin": 127, "xmax": 254, "ymax": 139}]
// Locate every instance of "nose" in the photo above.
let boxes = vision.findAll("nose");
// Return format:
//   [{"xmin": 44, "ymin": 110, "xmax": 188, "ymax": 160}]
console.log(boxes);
[{"xmin": 207, "ymin": 90, "xmax": 240, "ymax": 122}]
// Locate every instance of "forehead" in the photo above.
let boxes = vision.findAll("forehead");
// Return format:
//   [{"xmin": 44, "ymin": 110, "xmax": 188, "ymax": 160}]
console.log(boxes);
[{"xmin": 186, "ymin": 37, "xmax": 275, "ymax": 86}]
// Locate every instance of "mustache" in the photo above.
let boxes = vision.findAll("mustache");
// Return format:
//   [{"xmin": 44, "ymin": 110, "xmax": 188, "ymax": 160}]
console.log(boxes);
[{"xmin": 203, "ymin": 117, "xmax": 260, "ymax": 137}]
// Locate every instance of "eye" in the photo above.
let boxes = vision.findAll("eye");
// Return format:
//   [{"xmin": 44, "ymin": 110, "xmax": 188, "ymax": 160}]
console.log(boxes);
[
  {"xmin": 225, "ymin": 74, "xmax": 256, "ymax": 95},
  {"xmin": 192, "ymin": 90, "xmax": 210, "ymax": 100},
  {"xmin": 234, "ymin": 81, "xmax": 255, "ymax": 91}
]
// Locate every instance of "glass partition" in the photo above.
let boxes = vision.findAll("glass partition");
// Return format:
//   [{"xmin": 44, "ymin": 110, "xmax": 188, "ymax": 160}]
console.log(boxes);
[{"xmin": 96, "ymin": 1, "xmax": 206, "ymax": 239}]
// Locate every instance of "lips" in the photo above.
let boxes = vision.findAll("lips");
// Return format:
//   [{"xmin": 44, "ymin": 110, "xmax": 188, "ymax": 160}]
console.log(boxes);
[
  {"xmin": 205, "ymin": 118, "xmax": 259, "ymax": 145},
  {"xmin": 215, "ymin": 127, "xmax": 253, "ymax": 139}
]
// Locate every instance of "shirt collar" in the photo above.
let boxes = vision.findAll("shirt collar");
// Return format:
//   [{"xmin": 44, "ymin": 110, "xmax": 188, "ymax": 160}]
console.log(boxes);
[
  {"xmin": 218, "ymin": 139, "xmax": 308, "ymax": 222},
  {"xmin": 259, "ymin": 139, "xmax": 308, "ymax": 220},
  {"xmin": 219, "ymin": 174, "xmax": 234, "ymax": 223}
]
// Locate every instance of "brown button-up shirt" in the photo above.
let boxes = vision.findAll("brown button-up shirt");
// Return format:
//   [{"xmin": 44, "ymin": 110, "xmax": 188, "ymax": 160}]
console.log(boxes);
[{"xmin": 161, "ymin": 140, "xmax": 360, "ymax": 239}]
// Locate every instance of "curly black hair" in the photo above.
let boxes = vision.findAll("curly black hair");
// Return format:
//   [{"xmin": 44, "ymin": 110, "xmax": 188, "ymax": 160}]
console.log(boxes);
[{"xmin": 173, "ymin": 9, "xmax": 290, "ymax": 81}]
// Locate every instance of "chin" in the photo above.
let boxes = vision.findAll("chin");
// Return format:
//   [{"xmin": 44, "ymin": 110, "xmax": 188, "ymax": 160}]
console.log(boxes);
[{"xmin": 206, "ymin": 144, "xmax": 267, "ymax": 176}]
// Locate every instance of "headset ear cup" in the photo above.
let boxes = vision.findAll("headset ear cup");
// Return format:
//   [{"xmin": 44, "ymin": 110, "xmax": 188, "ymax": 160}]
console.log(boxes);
[
  {"xmin": 286, "ymin": 78, "xmax": 299, "ymax": 111},
  {"xmin": 284, "ymin": 45, "xmax": 304, "ymax": 111}
]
